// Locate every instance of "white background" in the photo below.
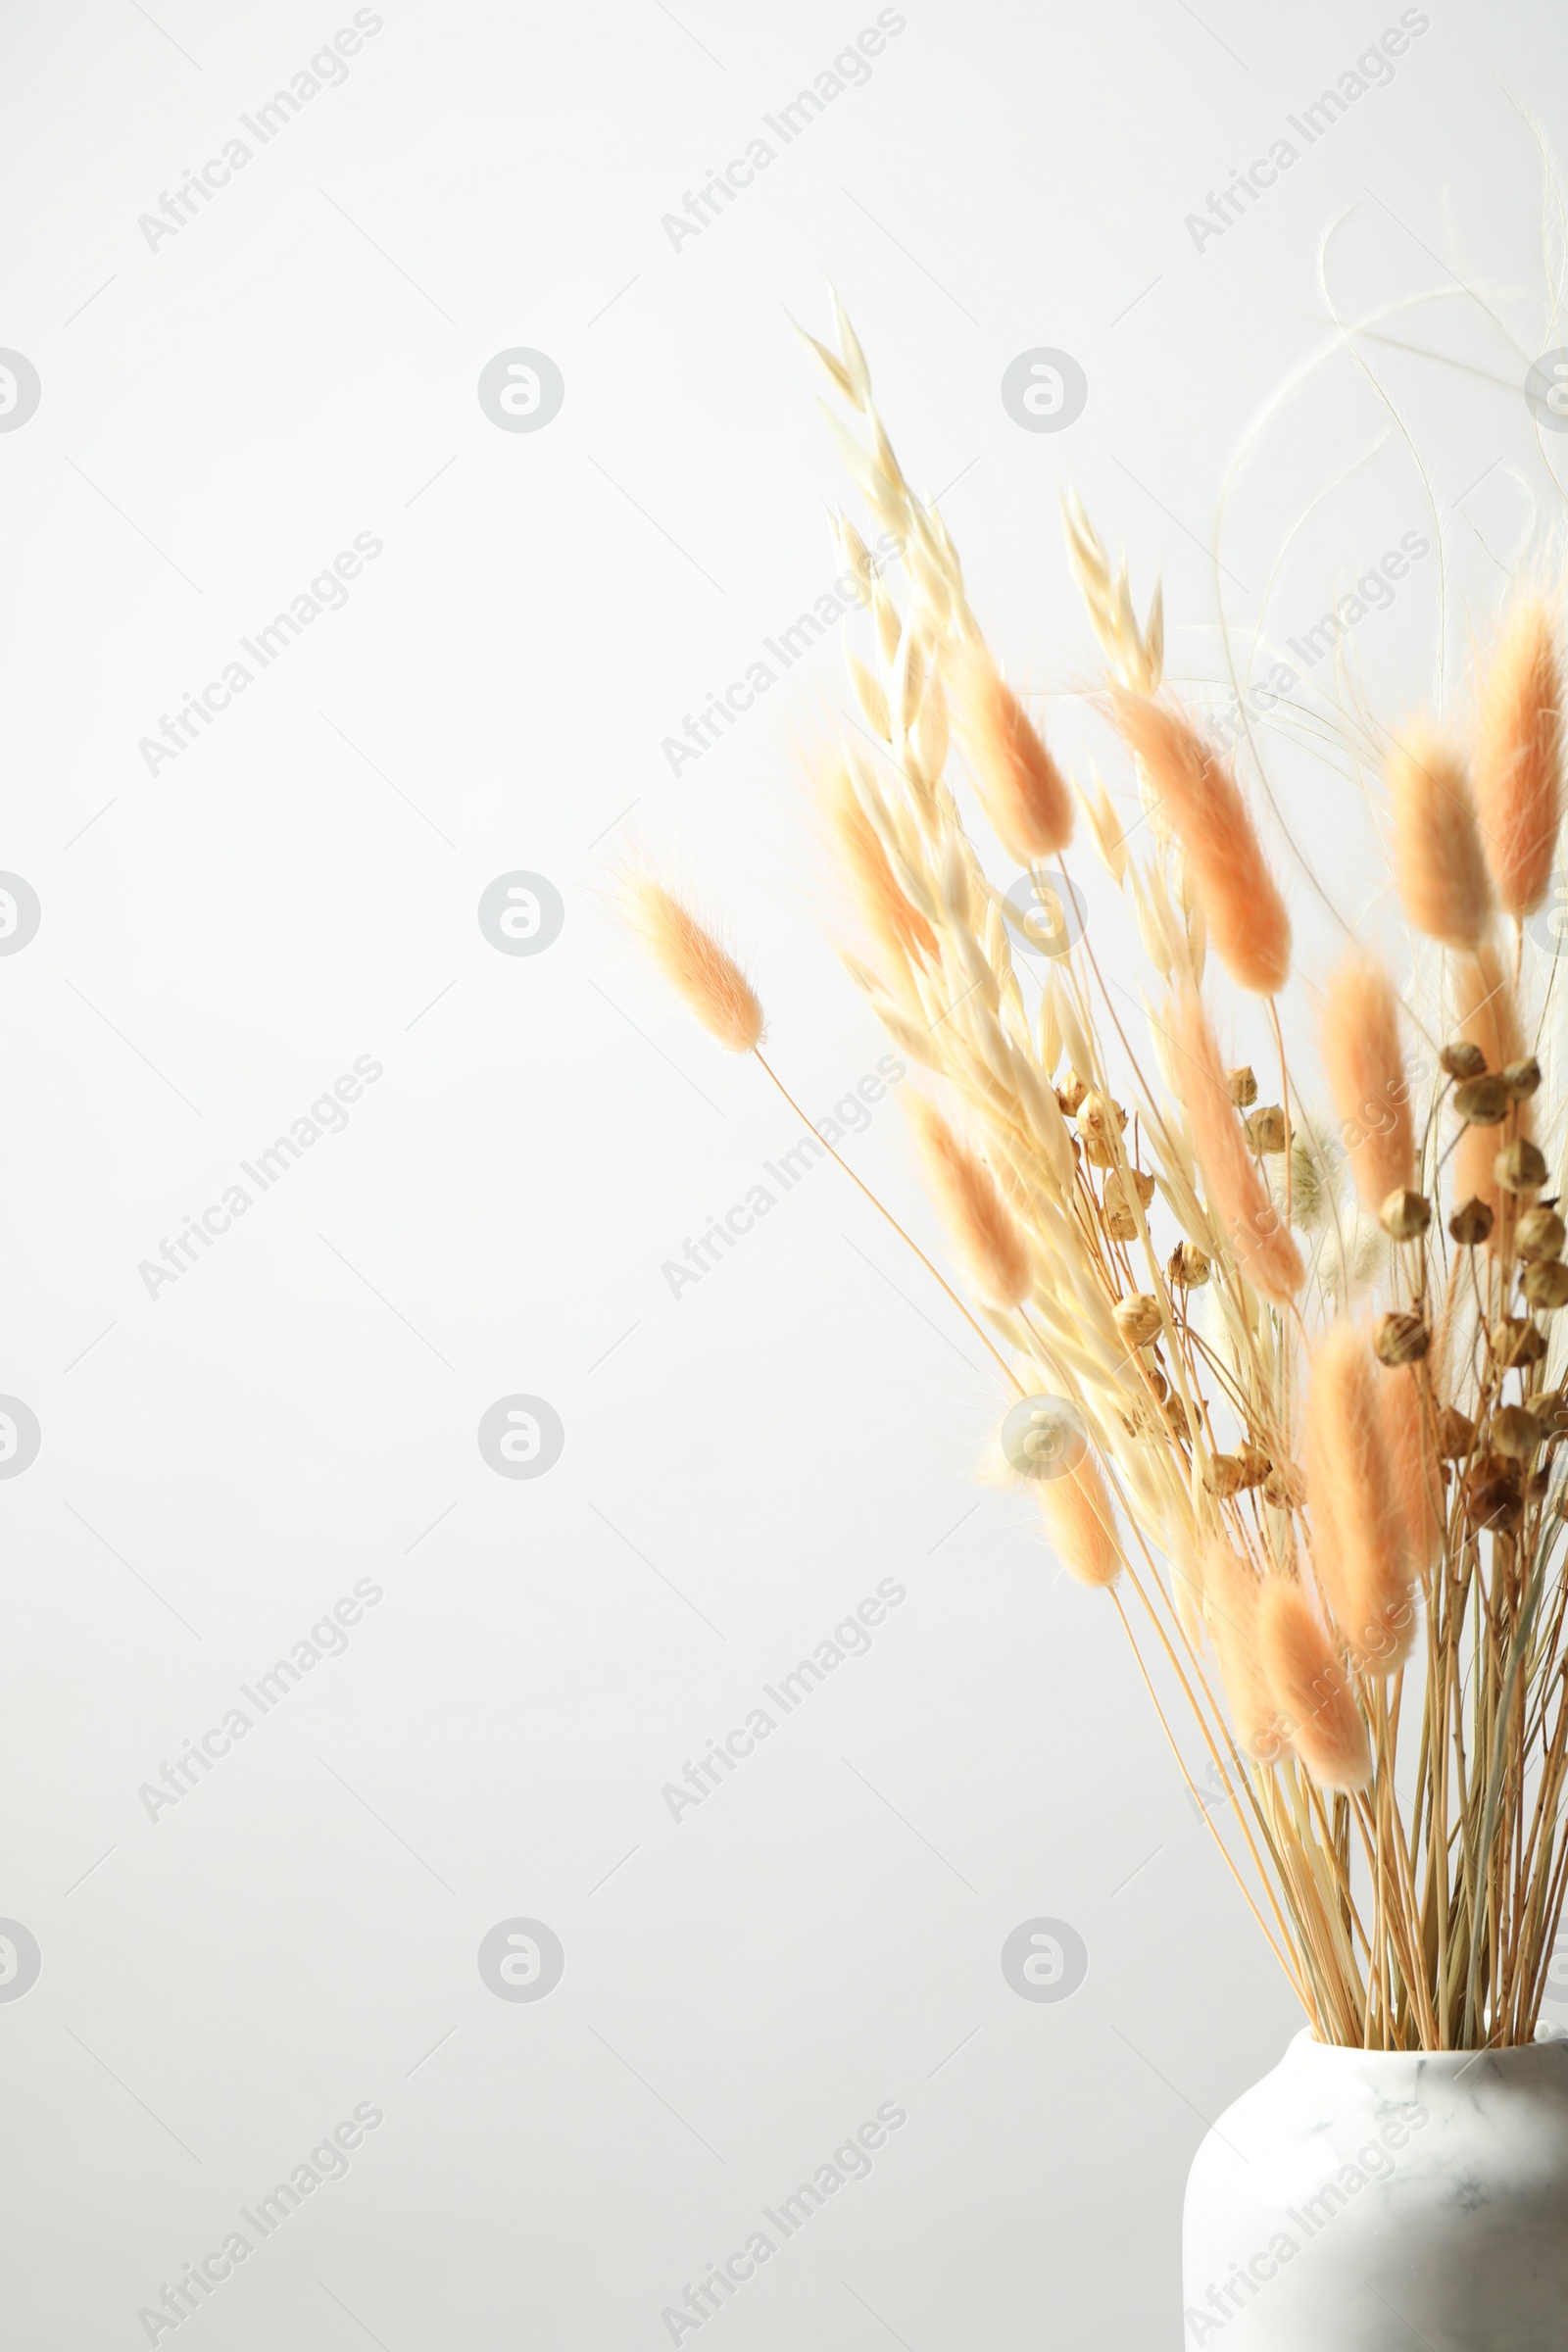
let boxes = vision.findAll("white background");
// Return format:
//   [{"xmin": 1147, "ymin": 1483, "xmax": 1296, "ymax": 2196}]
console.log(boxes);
[{"xmin": 2, "ymin": 1, "xmax": 1567, "ymax": 2344}]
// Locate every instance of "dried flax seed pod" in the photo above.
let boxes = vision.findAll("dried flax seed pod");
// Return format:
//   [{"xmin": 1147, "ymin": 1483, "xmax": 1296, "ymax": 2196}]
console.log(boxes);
[
  {"xmin": 1264, "ymin": 1462, "xmax": 1306, "ymax": 1509},
  {"xmin": 1523, "ymin": 1259, "xmax": 1568, "ymax": 1310},
  {"xmin": 1235, "ymin": 1446, "xmax": 1272, "ymax": 1490},
  {"xmin": 1113, "ymin": 1294, "xmax": 1164, "ymax": 1350},
  {"xmin": 1167, "ymin": 1242, "xmax": 1211, "ymax": 1288},
  {"xmin": 1077, "ymin": 1092, "xmax": 1128, "ymax": 1167},
  {"xmin": 1495, "ymin": 1138, "xmax": 1548, "ymax": 1196},
  {"xmin": 1467, "ymin": 1466, "xmax": 1523, "ymax": 1533},
  {"xmin": 1453, "ymin": 1073, "xmax": 1510, "ymax": 1126},
  {"xmin": 1245, "ymin": 1105, "xmax": 1289, "ymax": 1154},
  {"xmin": 1380, "ymin": 1190, "xmax": 1432, "ymax": 1242},
  {"xmin": 1437, "ymin": 1405, "xmax": 1477, "ymax": 1458},
  {"xmin": 1514, "ymin": 1205, "xmax": 1565, "ymax": 1261},
  {"xmin": 1374, "ymin": 1310, "xmax": 1431, "ymax": 1367},
  {"xmin": 1491, "ymin": 1405, "xmax": 1544, "ymax": 1461},
  {"xmin": 1440, "ymin": 1040, "xmax": 1487, "ymax": 1080},
  {"xmin": 1102, "ymin": 1167, "xmax": 1155, "ymax": 1240},
  {"xmin": 1493, "ymin": 1316, "xmax": 1547, "ymax": 1369},
  {"xmin": 1538, "ymin": 1390, "xmax": 1568, "ymax": 1438},
  {"xmin": 1449, "ymin": 1197, "xmax": 1494, "ymax": 1248}
]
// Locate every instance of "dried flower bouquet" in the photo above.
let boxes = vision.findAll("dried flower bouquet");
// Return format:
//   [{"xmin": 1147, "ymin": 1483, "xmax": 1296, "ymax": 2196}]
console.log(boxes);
[{"xmin": 629, "ymin": 302, "xmax": 1568, "ymax": 2052}]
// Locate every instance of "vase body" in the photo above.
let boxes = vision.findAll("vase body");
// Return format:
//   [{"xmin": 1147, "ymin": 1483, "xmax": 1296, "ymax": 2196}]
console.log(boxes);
[{"xmin": 1182, "ymin": 2028, "xmax": 1568, "ymax": 2348}]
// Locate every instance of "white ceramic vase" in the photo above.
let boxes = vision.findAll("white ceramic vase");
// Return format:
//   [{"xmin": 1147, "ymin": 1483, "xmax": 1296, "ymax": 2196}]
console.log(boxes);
[{"xmin": 1182, "ymin": 2027, "xmax": 1568, "ymax": 2348}]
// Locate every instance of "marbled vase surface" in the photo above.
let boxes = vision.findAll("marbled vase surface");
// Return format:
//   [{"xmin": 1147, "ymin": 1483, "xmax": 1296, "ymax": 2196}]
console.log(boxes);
[{"xmin": 1182, "ymin": 2028, "xmax": 1568, "ymax": 2349}]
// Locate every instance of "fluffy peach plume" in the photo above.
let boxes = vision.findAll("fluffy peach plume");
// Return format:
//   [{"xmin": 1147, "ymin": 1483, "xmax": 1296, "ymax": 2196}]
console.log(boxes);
[
  {"xmin": 1257, "ymin": 1578, "xmax": 1372, "ymax": 1791},
  {"xmin": 953, "ymin": 645, "xmax": 1074, "ymax": 862},
  {"xmin": 1171, "ymin": 1528, "xmax": 1205, "ymax": 1653},
  {"xmin": 1038, "ymin": 1454, "xmax": 1123, "ymax": 1589},
  {"xmin": 1301, "ymin": 1417, "xmax": 1346, "ymax": 1621},
  {"xmin": 1474, "ymin": 601, "xmax": 1562, "ymax": 917},
  {"xmin": 1388, "ymin": 726, "xmax": 1493, "ymax": 949},
  {"xmin": 625, "ymin": 878, "xmax": 763, "ymax": 1052},
  {"xmin": 1205, "ymin": 1543, "xmax": 1284, "ymax": 1761},
  {"xmin": 823, "ymin": 759, "xmax": 936, "ymax": 968},
  {"xmin": 1114, "ymin": 692, "xmax": 1291, "ymax": 994},
  {"xmin": 907, "ymin": 1095, "xmax": 1031, "ymax": 1307},
  {"xmin": 1305, "ymin": 1321, "xmax": 1416, "ymax": 1669},
  {"xmin": 1320, "ymin": 953, "xmax": 1414, "ymax": 1210},
  {"xmin": 1178, "ymin": 989, "xmax": 1304, "ymax": 1302},
  {"xmin": 1378, "ymin": 1367, "xmax": 1446, "ymax": 1580},
  {"xmin": 1454, "ymin": 941, "xmax": 1531, "ymax": 1218}
]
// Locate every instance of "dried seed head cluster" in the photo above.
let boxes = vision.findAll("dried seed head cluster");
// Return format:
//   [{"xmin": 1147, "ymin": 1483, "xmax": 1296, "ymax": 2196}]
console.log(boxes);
[{"xmin": 634, "ymin": 306, "xmax": 1568, "ymax": 2054}]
